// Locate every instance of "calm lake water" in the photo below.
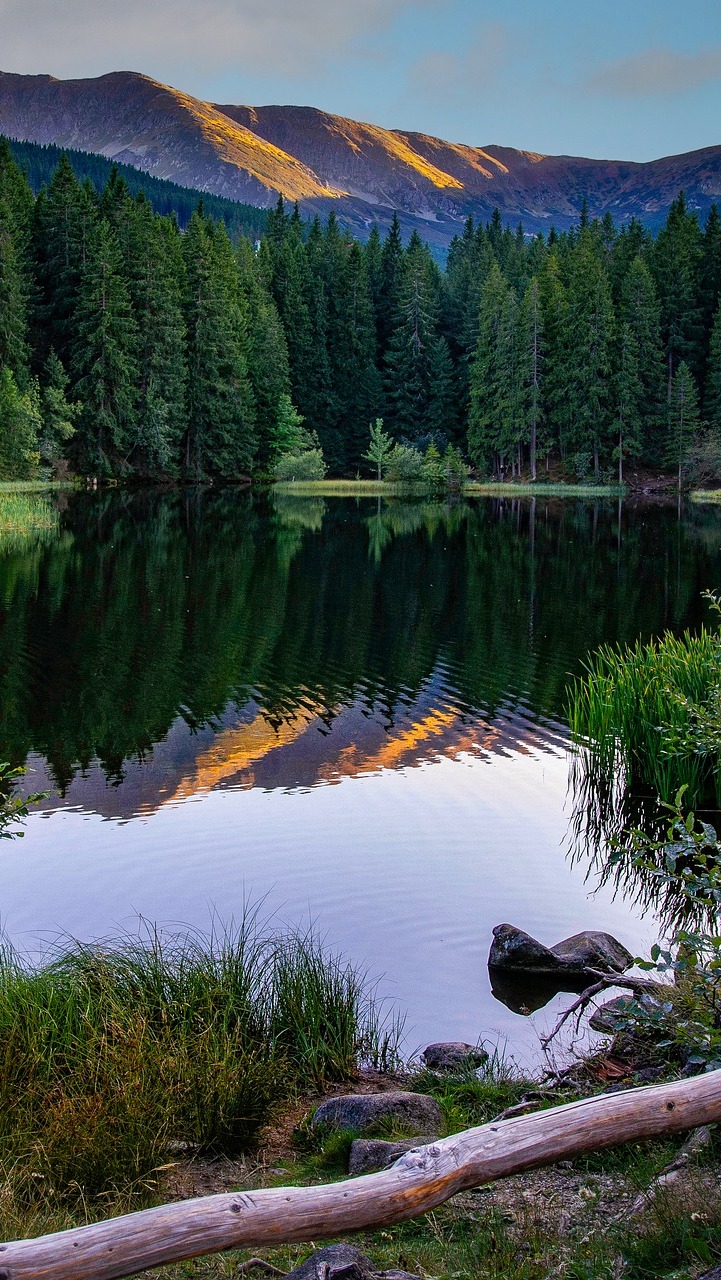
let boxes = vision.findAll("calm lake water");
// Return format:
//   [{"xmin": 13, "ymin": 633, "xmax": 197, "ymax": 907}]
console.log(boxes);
[{"xmin": 2, "ymin": 490, "xmax": 721, "ymax": 1063}]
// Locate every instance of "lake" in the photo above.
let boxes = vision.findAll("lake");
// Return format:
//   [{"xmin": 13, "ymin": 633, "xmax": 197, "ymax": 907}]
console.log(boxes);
[{"xmin": 1, "ymin": 489, "xmax": 720, "ymax": 1064}]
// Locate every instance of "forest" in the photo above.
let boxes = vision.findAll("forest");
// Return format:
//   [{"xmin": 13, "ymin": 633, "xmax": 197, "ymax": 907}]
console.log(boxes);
[{"xmin": 1, "ymin": 135, "xmax": 720, "ymax": 484}]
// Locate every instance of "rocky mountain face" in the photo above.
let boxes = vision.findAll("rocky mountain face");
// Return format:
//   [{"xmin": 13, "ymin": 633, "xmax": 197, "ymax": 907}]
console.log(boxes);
[{"xmin": 1, "ymin": 69, "xmax": 720, "ymax": 247}]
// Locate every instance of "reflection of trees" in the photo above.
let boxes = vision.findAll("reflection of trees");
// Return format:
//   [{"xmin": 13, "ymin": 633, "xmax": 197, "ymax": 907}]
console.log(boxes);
[{"xmin": 2, "ymin": 492, "xmax": 721, "ymax": 805}]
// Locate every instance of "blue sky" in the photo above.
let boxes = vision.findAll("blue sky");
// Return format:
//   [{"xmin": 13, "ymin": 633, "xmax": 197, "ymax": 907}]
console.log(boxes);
[{"xmin": 1, "ymin": 0, "xmax": 720, "ymax": 159}]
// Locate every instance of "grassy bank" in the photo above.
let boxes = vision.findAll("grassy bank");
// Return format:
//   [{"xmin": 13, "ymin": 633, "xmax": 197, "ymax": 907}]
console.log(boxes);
[
  {"xmin": 0, "ymin": 920, "xmax": 399, "ymax": 1219},
  {"xmin": 690, "ymin": 489, "xmax": 721, "ymax": 504},
  {"xmin": 465, "ymin": 481, "xmax": 624, "ymax": 497},
  {"xmin": 0, "ymin": 480, "xmax": 75, "ymax": 493},
  {"xmin": 0, "ymin": 492, "xmax": 59, "ymax": 544},
  {"xmin": 273, "ymin": 479, "xmax": 624, "ymax": 499}
]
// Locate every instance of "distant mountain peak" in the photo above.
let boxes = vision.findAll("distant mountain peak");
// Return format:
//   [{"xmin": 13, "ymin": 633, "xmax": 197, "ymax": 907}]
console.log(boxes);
[{"xmin": 1, "ymin": 68, "xmax": 719, "ymax": 247}]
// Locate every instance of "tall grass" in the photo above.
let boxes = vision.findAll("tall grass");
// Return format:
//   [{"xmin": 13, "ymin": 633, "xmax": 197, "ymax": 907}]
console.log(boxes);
[
  {"xmin": 0, "ymin": 493, "xmax": 58, "ymax": 544},
  {"xmin": 0, "ymin": 919, "xmax": 400, "ymax": 1209},
  {"xmin": 568, "ymin": 621, "xmax": 721, "ymax": 809}
]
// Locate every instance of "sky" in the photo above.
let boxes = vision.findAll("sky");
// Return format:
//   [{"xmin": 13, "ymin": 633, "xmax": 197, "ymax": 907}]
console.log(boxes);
[{"xmin": 1, "ymin": 0, "xmax": 720, "ymax": 160}]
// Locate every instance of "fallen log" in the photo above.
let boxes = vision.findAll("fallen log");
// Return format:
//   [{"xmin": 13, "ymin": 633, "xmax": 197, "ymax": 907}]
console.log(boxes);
[{"xmin": 3, "ymin": 1070, "xmax": 721, "ymax": 1280}]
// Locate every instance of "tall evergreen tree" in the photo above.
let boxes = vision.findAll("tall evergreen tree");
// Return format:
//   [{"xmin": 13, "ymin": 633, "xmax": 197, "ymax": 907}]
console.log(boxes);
[
  {"xmin": 665, "ymin": 361, "xmax": 701, "ymax": 491},
  {"xmin": 620, "ymin": 256, "xmax": 666, "ymax": 459},
  {"xmin": 562, "ymin": 231, "xmax": 616, "ymax": 476},
  {"xmin": 517, "ymin": 276, "xmax": 544, "ymax": 479},
  {"xmin": 183, "ymin": 213, "xmax": 256, "ymax": 477},
  {"xmin": 70, "ymin": 217, "xmax": 139, "ymax": 470},
  {"xmin": 652, "ymin": 192, "xmax": 703, "ymax": 394}
]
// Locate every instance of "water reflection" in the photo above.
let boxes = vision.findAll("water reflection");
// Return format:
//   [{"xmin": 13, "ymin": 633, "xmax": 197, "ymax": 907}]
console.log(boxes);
[{"xmin": 2, "ymin": 490, "xmax": 721, "ymax": 822}]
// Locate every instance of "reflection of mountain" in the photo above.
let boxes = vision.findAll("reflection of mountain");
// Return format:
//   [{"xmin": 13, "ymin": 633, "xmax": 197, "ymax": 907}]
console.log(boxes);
[
  {"xmin": 26, "ymin": 676, "xmax": 565, "ymax": 821},
  {"xmin": 4, "ymin": 490, "xmax": 721, "ymax": 824}
]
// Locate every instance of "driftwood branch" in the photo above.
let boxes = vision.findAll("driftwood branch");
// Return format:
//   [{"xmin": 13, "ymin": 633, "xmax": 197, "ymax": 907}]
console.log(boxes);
[
  {"xmin": 3, "ymin": 1071, "xmax": 721, "ymax": 1280},
  {"xmin": 540, "ymin": 971, "xmax": 666, "ymax": 1050}
]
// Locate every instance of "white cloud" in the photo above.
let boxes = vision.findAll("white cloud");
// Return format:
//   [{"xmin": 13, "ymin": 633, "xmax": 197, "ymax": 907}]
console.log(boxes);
[
  {"xmin": 585, "ymin": 44, "xmax": 721, "ymax": 97},
  {"xmin": 0, "ymin": 0, "xmax": 429, "ymax": 82},
  {"xmin": 404, "ymin": 23, "xmax": 510, "ymax": 108}
]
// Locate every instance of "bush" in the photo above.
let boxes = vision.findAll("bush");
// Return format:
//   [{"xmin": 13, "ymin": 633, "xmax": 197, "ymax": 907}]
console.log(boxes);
[
  {"xmin": 686, "ymin": 428, "xmax": 721, "ymax": 489},
  {"xmin": 274, "ymin": 449, "xmax": 327, "ymax": 482},
  {"xmin": 385, "ymin": 444, "xmax": 425, "ymax": 484}
]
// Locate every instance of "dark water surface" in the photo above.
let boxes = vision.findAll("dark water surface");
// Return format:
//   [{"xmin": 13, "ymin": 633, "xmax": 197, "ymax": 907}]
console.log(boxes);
[{"xmin": 2, "ymin": 490, "xmax": 721, "ymax": 1061}]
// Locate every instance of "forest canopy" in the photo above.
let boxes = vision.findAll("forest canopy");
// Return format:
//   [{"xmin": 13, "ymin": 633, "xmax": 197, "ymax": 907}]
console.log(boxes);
[{"xmin": 1, "ymin": 138, "xmax": 720, "ymax": 484}]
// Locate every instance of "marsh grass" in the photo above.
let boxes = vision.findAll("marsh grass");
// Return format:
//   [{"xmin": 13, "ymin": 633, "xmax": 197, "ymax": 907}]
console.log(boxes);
[
  {"xmin": 0, "ymin": 493, "xmax": 58, "ymax": 544},
  {"xmin": 0, "ymin": 919, "xmax": 400, "ymax": 1210},
  {"xmin": 568, "ymin": 623, "xmax": 721, "ymax": 810},
  {"xmin": 465, "ymin": 481, "xmax": 623, "ymax": 497}
]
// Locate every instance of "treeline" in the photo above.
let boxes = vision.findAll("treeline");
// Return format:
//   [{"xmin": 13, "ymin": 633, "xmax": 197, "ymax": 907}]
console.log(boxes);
[
  {"xmin": 1, "ymin": 134, "xmax": 721, "ymax": 482},
  {"xmin": 6, "ymin": 137, "xmax": 269, "ymax": 239}
]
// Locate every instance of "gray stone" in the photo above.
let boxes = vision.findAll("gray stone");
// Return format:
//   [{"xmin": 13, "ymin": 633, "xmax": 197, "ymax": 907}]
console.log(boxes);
[
  {"xmin": 549, "ymin": 930, "xmax": 633, "ymax": 975},
  {"xmin": 488, "ymin": 923, "xmax": 565, "ymax": 975},
  {"xmin": 348, "ymin": 1137, "xmax": 424, "ymax": 1175},
  {"xmin": 285, "ymin": 1245, "xmax": 421, "ymax": 1280},
  {"xmin": 488, "ymin": 923, "xmax": 632, "ymax": 979},
  {"xmin": 312, "ymin": 1091, "xmax": 443, "ymax": 1136},
  {"xmin": 285, "ymin": 1244, "xmax": 377, "ymax": 1279},
  {"xmin": 421, "ymin": 1041, "xmax": 488, "ymax": 1071}
]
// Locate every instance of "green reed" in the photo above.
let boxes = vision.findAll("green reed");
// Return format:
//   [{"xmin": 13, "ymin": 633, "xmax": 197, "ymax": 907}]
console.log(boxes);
[
  {"xmin": 0, "ymin": 919, "xmax": 400, "ymax": 1208},
  {"xmin": 568, "ymin": 622, "xmax": 721, "ymax": 808},
  {"xmin": 0, "ymin": 493, "xmax": 58, "ymax": 547}
]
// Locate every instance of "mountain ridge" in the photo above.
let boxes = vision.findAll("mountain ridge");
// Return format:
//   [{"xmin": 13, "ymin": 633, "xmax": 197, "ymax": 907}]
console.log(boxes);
[{"xmin": 1, "ymin": 68, "xmax": 720, "ymax": 247}]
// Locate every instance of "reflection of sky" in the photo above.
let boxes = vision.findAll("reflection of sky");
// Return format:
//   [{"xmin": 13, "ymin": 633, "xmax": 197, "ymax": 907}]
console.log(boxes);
[{"xmin": 4, "ymin": 745, "xmax": 657, "ymax": 1066}]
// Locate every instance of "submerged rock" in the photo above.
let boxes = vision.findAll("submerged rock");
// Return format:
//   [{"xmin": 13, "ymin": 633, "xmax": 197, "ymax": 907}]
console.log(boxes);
[
  {"xmin": 348, "ymin": 1137, "xmax": 423, "ymax": 1175},
  {"xmin": 421, "ymin": 1041, "xmax": 488, "ymax": 1071},
  {"xmin": 488, "ymin": 923, "xmax": 632, "ymax": 979},
  {"xmin": 312, "ymin": 1091, "xmax": 442, "ymax": 1136}
]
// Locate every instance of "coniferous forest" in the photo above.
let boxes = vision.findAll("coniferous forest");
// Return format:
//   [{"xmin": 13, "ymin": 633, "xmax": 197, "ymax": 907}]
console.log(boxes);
[{"xmin": 1, "ymin": 135, "xmax": 721, "ymax": 484}]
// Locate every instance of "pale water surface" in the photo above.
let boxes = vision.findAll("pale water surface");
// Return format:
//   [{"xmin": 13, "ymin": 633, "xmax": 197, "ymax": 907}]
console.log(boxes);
[{"xmin": 1, "ymin": 491, "xmax": 719, "ymax": 1061}]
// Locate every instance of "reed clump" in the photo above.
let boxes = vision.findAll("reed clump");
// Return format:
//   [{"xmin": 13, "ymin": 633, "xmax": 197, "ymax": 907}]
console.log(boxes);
[
  {"xmin": 568, "ymin": 609, "xmax": 721, "ymax": 809},
  {"xmin": 0, "ymin": 492, "xmax": 58, "ymax": 544},
  {"xmin": 0, "ymin": 920, "xmax": 399, "ymax": 1210}
]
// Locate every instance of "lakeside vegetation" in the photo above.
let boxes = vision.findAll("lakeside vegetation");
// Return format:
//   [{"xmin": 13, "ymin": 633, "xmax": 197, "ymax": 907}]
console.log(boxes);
[{"xmin": 1, "ymin": 139, "xmax": 721, "ymax": 489}]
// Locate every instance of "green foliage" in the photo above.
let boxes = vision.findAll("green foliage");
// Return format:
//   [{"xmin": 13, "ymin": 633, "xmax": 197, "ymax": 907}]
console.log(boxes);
[
  {"xmin": 665, "ymin": 361, "xmax": 701, "ymax": 489},
  {"xmin": 568, "ymin": 597, "xmax": 721, "ymax": 810},
  {"xmin": 385, "ymin": 443, "xmax": 425, "ymax": 484},
  {"xmin": 0, "ymin": 365, "xmax": 40, "ymax": 479},
  {"xmin": 363, "ymin": 418, "xmax": 394, "ymax": 481},
  {"xmin": 271, "ymin": 393, "xmax": 313, "ymax": 459},
  {"xmin": 274, "ymin": 448, "xmax": 327, "ymax": 482},
  {"xmin": 0, "ymin": 762, "xmax": 46, "ymax": 840},
  {"xmin": 0, "ymin": 918, "xmax": 399, "ymax": 1205}
]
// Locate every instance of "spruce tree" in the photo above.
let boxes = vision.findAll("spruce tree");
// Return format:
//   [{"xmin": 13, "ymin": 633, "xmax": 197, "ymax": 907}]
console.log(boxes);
[
  {"xmin": 613, "ymin": 324, "xmax": 644, "ymax": 485},
  {"xmin": 183, "ymin": 213, "xmax": 256, "ymax": 478},
  {"xmin": 517, "ymin": 276, "xmax": 544, "ymax": 479},
  {"xmin": 70, "ymin": 217, "xmax": 139, "ymax": 471},
  {"xmin": 468, "ymin": 261, "xmax": 511, "ymax": 472},
  {"xmin": 705, "ymin": 297, "xmax": 721, "ymax": 429},
  {"xmin": 384, "ymin": 234, "xmax": 452, "ymax": 442},
  {"xmin": 562, "ymin": 230, "xmax": 616, "ymax": 477},
  {"xmin": 652, "ymin": 192, "xmax": 703, "ymax": 394},
  {"xmin": 620, "ymin": 256, "xmax": 666, "ymax": 459},
  {"xmin": 38, "ymin": 350, "xmax": 79, "ymax": 467},
  {"xmin": 33, "ymin": 157, "xmax": 98, "ymax": 366},
  {"xmin": 665, "ymin": 361, "xmax": 701, "ymax": 491},
  {"xmin": 0, "ymin": 365, "xmax": 40, "ymax": 479}
]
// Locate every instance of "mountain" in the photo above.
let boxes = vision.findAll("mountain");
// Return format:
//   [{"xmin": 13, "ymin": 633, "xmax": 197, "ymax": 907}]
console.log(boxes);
[{"xmin": 1, "ymin": 68, "xmax": 720, "ymax": 249}]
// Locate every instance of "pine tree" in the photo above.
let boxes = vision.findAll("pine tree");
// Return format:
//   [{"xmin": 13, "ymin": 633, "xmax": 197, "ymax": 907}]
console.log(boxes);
[
  {"xmin": 33, "ymin": 156, "xmax": 98, "ymax": 366},
  {"xmin": 652, "ymin": 192, "xmax": 703, "ymax": 394},
  {"xmin": 562, "ymin": 231, "xmax": 616, "ymax": 477},
  {"xmin": 123, "ymin": 201, "xmax": 187, "ymax": 475},
  {"xmin": 270, "ymin": 394, "xmax": 312, "ymax": 459},
  {"xmin": 364, "ymin": 418, "xmax": 394, "ymax": 481},
  {"xmin": 377, "ymin": 213, "xmax": 404, "ymax": 356},
  {"xmin": 70, "ymin": 217, "xmax": 139, "ymax": 471},
  {"xmin": 665, "ymin": 361, "xmax": 701, "ymax": 491},
  {"xmin": 0, "ymin": 194, "xmax": 30, "ymax": 378},
  {"xmin": 613, "ymin": 324, "xmax": 644, "ymax": 485},
  {"xmin": 237, "ymin": 237, "xmax": 292, "ymax": 468},
  {"xmin": 705, "ymin": 297, "xmax": 721, "ymax": 429},
  {"xmin": 517, "ymin": 276, "xmax": 544, "ymax": 479},
  {"xmin": 183, "ymin": 213, "xmax": 256, "ymax": 478},
  {"xmin": 384, "ymin": 234, "xmax": 452, "ymax": 442},
  {"xmin": 620, "ymin": 256, "xmax": 666, "ymax": 459},
  {"xmin": 468, "ymin": 261, "xmax": 511, "ymax": 471},
  {"xmin": 0, "ymin": 365, "xmax": 40, "ymax": 479},
  {"xmin": 38, "ymin": 351, "xmax": 79, "ymax": 467}
]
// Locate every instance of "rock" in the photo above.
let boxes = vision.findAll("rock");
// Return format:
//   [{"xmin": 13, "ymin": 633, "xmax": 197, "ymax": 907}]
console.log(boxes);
[
  {"xmin": 488, "ymin": 923, "xmax": 565, "ymax": 975},
  {"xmin": 549, "ymin": 931, "xmax": 633, "ymax": 975},
  {"xmin": 285, "ymin": 1244, "xmax": 377, "ymax": 1279},
  {"xmin": 348, "ymin": 1137, "xmax": 423, "ymax": 1175},
  {"xmin": 488, "ymin": 923, "xmax": 632, "ymax": 979},
  {"xmin": 589, "ymin": 991, "xmax": 662, "ymax": 1033},
  {"xmin": 421, "ymin": 1041, "xmax": 488, "ymax": 1071},
  {"xmin": 312, "ymin": 1091, "xmax": 443, "ymax": 1136},
  {"xmin": 284, "ymin": 1245, "xmax": 421, "ymax": 1280}
]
